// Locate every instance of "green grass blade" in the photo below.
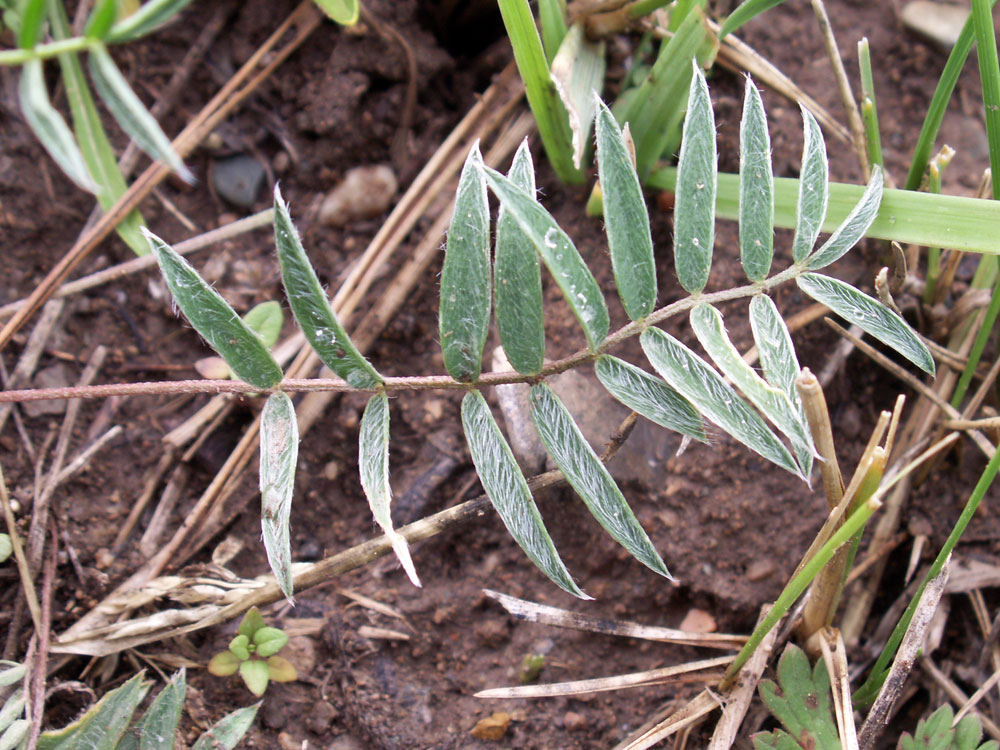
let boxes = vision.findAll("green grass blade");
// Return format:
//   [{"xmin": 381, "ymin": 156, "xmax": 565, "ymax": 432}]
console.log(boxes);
[
  {"xmin": 84, "ymin": 0, "xmax": 118, "ymax": 39},
  {"xmin": 595, "ymin": 98, "xmax": 656, "ymax": 320},
  {"xmin": 529, "ymin": 383, "xmax": 671, "ymax": 578},
  {"xmin": 805, "ymin": 165, "xmax": 883, "ymax": 270},
  {"xmin": 107, "ymin": 0, "xmax": 192, "ymax": 42},
  {"xmin": 550, "ymin": 23, "xmax": 605, "ymax": 169},
  {"xmin": 749, "ymin": 295, "xmax": 811, "ymax": 477},
  {"xmin": 673, "ymin": 60, "xmax": 716, "ymax": 294},
  {"xmin": 640, "ymin": 326, "xmax": 800, "ymax": 476},
  {"xmin": 739, "ymin": 76, "xmax": 774, "ymax": 281},
  {"xmin": 495, "ymin": 140, "xmax": 545, "ymax": 375},
  {"xmin": 147, "ymin": 229, "xmax": 283, "ymax": 388},
  {"xmin": 273, "ymin": 186, "xmax": 381, "ymax": 388},
  {"xmin": 359, "ymin": 392, "xmax": 420, "ymax": 587},
  {"xmin": 48, "ymin": 0, "xmax": 147, "ymax": 255},
  {"xmin": 796, "ymin": 273, "xmax": 934, "ymax": 374},
  {"xmin": 440, "ymin": 144, "xmax": 491, "ymax": 381},
  {"xmin": 138, "ymin": 670, "xmax": 184, "ymax": 750},
  {"xmin": 649, "ymin": 169, "xmax": 1000, "ymax": 255},
  {"xmin": 858, "ymin": 38, "xmax": 884, "ymax": 172},
  {"xmin": 260, "ymin": 391, "xmax": 298, "ymax": 601},
  {"xmin": 483, "ymin": 165, "xmax": 609, "ymax": 350},
  {"xmin": 19, "ymin": 59, "xmax": 97, "ymax": 193},
  {"xmin": 690, "ymin": 303, "xmax": 811, "ymax": 479},
  {"xmin": 595, "ymin": 355, "xmax": 706, "ymax": 441},
  {"xmin": 952, "ymin": 264, "xmax": 1000, "ymax": 406},
  {"xmin": 793, "ymin": 107, "xmax": 829, "ymax": 262},
  {"xmin": 312, "ymin": 0, "xmax": 359, "ymax": 25},
  {"xmin": 461, "ymin": 391, "xmax": 586, "ymax": 598},
  {"xmin": 190, "ymin": 704, "xmax": 260, "ymax": 750},
  {"xmin": 719, "ymin": 0, "xmax": 787, "ymax": 38},
  {"xmin": 904, "ymin": 0, "xmax": 998, "ymax": 191},
  {"xmin": 497, "ymin": 0, "xmax": 581, "ymax": 183},
  {"xmin": 17, "ymin": 0, "xmax": 45, "ymax": 48},
  {"xmin": 88, "ymin": 44, "xmax": 192, "ymax": 182},
  {"xmin": 537, "ymin": 0, "xmax": 567, "ymax": 65},
  {"xmin": 972, "ymin": 0, "xmax": 1000, "ymax": 200}
]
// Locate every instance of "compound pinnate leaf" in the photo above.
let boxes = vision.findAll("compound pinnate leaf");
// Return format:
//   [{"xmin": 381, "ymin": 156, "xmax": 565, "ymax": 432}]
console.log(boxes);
[
  {"xmin": 147, "ymin": 230, "xmax": 284, "ymax": 389},
  {"xmin": 359, "ymin": 392, "xmax": 420, "ymax": 587},
  {"xmin": 674, "ymin": 60, "xmax": 717, "ymax": 294},
  {"xmin": 792, "ymin": 106, "xmax": 829, "ymax": 262},
  {"xmin": 107, "ymin": 0, "xmax": 193, "ymax": 43},
  {"xmin": 797, "ymin": 273, "xmax": 934, "ymax": 374},
  {"xmin": 190, "ymin": 704, "xmax": 260, "ymax": 750},
  {"xmin": 440, "ymin": 144, "xmax": 491, "ymax": 381},
  {"xmin": 461, "ymin": 391, "xmax": 587, "ymax": 598},
  {"xmin": 594, "ymin": 355, "xmax": 706, "ymax": 442},
  {"xmin": 88, "ymin": 44, "xmax": 193, "ymax": 183},
  {"xmin": 38, "ymin": 673, "xmax": 146, "ymax": 750},
  {"xmin": 20, "ymin": 59, "xmax": 97, "ymax": 193},
  {"xmin": 739, "ymin": 77, "xmax": 774, "ymax": 282},
  {"xmin": 641, "ymin": 326, "xmax": 800, "ymax": 476},
  {"xmin": 495, "ymin": 140, "xmax": 545, "ymax": 375},
  {"xmin": 274, "ymin": 186, "xmax": 381, "ymax": 388},
  {"xmin": 260, "ymin": 392, "xmax": 299, "ymax": 601},
  {"xmin": 690, "ymin": 304, "xmax": 811, "ymax": 479},
  {"xmin": 138, "ymin": 669, "xmax": 184, "ymax": 750},
  {"xmin": 595, "ymin": 98, "xmax": 657, "ymax": 321},
  {"xmin": 483, "ymin": 166, "xmax": 610, "ymax": 350},
  {"xmin": 529, "ymin": 384, "xmax": 671, "ymax": 578},
  {"xmin": 805, "ymin": 165, "xmax": 883, "ymax": 269}
]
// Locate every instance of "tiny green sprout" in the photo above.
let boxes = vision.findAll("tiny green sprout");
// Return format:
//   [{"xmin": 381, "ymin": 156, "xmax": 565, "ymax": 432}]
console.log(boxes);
[
  {"xmin": 518, "ymin": 653, "xmax": 545, "ymax": 684},
  {"xmin": 207, "ymin": 607, "xmax": 297, "ymax": 697}
]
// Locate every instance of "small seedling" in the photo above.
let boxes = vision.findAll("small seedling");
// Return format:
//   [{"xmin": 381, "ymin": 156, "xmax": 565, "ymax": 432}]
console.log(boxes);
[
  {"xmin": 207, "ymin": 607, "xmax": 297, "ymax": 697},
  {"xmin": 898, "ymin": 705, "xmax": 999, "ymax": 750}
]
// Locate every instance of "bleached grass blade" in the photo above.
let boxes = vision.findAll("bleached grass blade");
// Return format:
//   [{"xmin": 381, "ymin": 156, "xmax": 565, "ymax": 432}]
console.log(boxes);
[
  {"xmin": 137, "ymin": 669, "xmax": 185, "ymax": 750},
  {"xmin": 440, "ymin": 144, "xmax": 491, "ymax": 381},
  {"xmin": 793, "ymin": 106, "xmax": 829, "ymax": 262},
  {"xmin": 739, "ymin": 77, "xmax": 774, "ymax": 281},
  {"xmin": 107, "ymin": 0, "xmax": 192, "ymax": 42},
  {"xmin": 595, "ymin": 356, "xmax": 706, "ymax": 442},
  {"xmin": 146, "ymin": 230, "xmax": 283, "ymax": 389},
  {"xmin": 19, "ymin": 60, "xmax": 97, "ymax": 193},
  {"xmin": 461, "ymin": 392, "xmax": 585, "ymax": 598},
  {"xmin": 274, "ymin": 186, "xmax": 382, "ymax": 388},
  {"xmin": 529, "ymin": 384, "xmax": 671, "ymax": 578},
  {"xmin": 595, "ymin": 99, "xmax": 657, "ymax": 320},
  {"xmin": 260, "ymin": 392, "xmax": 298, "ymax": 601},
  {"xmin": 495, "ymin": 140, "xmax": 545, "ymax": 375},
  {"xmin": 359, "ymin": 393, "xmax": 419, "ymax": 587},
  {"xmin": 641, "ymin": 327, "xmax": 800, "ymax": 476},
  {"xmin": 674, "ymin": 61, "xmax": 717, "ymax": 294},
  {"xmin": 88, "ymin": 44, "xmax": 193, "ymax": 182},
  {"xmin": 805, "ymin": 166, "xmax": 883, "ymax": 269},
  {"xmin": 190, "ymin": 704, "xmax": 260, "ymax": 750},
  {"xmin": 484, "ymin": 166, "xmax": 609, "ymax": 350},
  {"xmin": 550, "ymin": 24, "xmax": 605, "ymax": 169},
  {"xmin": 797, "ymin": 273, "xmax": 934, "ymax": 373},
  {"xmin": 749, "ymin": 295, "xmax": 812, "ymax": 477},
  {"xmin": 690, "ymin": 304, "xmax": 812, "ymax": 479}
]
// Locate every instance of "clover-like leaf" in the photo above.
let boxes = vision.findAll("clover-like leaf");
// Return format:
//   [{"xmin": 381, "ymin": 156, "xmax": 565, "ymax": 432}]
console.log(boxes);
[
  {"xmin": 804, "ymin": 165, "xmax": 883, "ymax": 270},
  {"xmin": 529, "ymin": 384, "xmax": 671, "ymax": 578},
  {"xmin": 359, "ymin": 392, "xmax": 420, "ymax": 586},
  {"xmin": 207, "ymin": 651, "xmax": 240, "ymax": 677},
  {"xmin": 673, "ymin": 60, "xmax": 716, "ymax": 294},
  {"xmin": 797, "ymin": 273, "xmax": 934, "ymax": 374},
  {"xmin": 594, "ymin": 355, "xmax": 706, "ymax": 442},
  {"xmin": 274, "ymin": 186, "xmax": 382, "ymax": 388},
  {"xmin": 312, "ymin": 0, "xmax": 359, "ymax": 25},
  {"xmin": 739, "ymin": 76, "xmax": 774, "ymax": 282},
  {"xmin": 228, "ymin": 634, "xmax": 250, "ymax": 661},
  {"xmin": 237, "ymin": 607, "xmax": 266, "ymax": 639},
  {"xmin": 243, "ymin": 301, "xmax": 283, "ymax": 350},
  {"xmin": 260, "ymin": 392, "xmax": 299, "ymax": 601},
  {"xmin": 595, "ymin": 98, "xmax": 657, "ymax": 320},
  {"xmin": 239, "ymin": 660, "xmax": 269, "ymax": 698},
  {"xmin": 792, "ymin": 106, "xmax": 829, "ymax": 262},
  {"xmin": 461, "ymin": 391, "xmax": 587, "ymax": 598},
  {"xmin": 483, "ymin": 166, "xmax": 610, "ymax": 350},
  {"xmin": 440, "ymin": 143, "xmax": 492, "ymax": 381},
  {"xmin": 253, "ymin": 627, "xmax": 288, "ymax": 658},
  {"xmin": 641, "ymin": 326, "xmax": 800, "ymax": 476},
  {"xmin": 495, "ymin": 140, "xmax": 545, "ymax": 375},
  {"xmin": 266, "ymin": 656, "xmax": 298, "ymax": 683}
]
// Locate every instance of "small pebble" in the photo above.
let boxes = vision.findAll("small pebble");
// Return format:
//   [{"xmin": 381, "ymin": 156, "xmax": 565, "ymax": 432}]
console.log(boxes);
[
  {"xmin": 564, "ymin": 711, "xmax": 587, "ymax": 732},
  {"xmin": 283, "ymin": 635, "xmax": 317, "ymax": 675},
  {"xmin": 745, "ymin": 559, "xmax": 775, "ymax": 582},
  {"xmin": 471, "ymin": 712, "xmax": 510, "ymax": 741},
  {"xmin": 902, "ymin": 1, "xmax": 968, "ymax": 49},
  {"xmin": 298, "ymin": 539, "xmax": 322, "ymax": 562},
  {"xmin": 95, "ymin": 548, "xmax": 114, "ymax": 570},
  {"xmin": 212, "ymin": 154, "xmax": 266, "ymax": 209},
  {"xmin": 306, "ymin": 700, "xmax": 339, "ymax": 734},
  {"xmin": 473, "ymin": 619, "xmax": 509, "ymax": 647},
  {"xmin": 24, "ymin": 364, "xmax": 71, "ymax": 417},
  {"xmin": 679, "ymin": 608, "xmax": 717, "ymax": 633},
  {"xmin": 262, "ymin": 702, "xmax": 288, "ymax": 730},
  {"xmin": 319, "ymin": 165, "xmax": 398, "ymax": 227},
  {"xmin": 323, "ymin": 461, "xmax": 340, "ymax": 481},
  {"xmin": 276, "ymin": 732, "xmax": 299, "ymax": 750},
  {"xmin": 273, "ymin": 151, "xmax": 291, "ymax": 173}
]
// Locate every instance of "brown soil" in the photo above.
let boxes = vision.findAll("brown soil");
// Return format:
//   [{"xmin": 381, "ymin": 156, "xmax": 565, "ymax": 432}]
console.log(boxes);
[{"xmin": 2, "ymin": 1, "xmax": 1000, "ymax": 748}]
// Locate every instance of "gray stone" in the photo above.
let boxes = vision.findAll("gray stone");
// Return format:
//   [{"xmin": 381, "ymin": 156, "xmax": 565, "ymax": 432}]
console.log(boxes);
[
  {"xmin": 902, "ymin": 1, "xmax": 969, "ymax": 50},
  {"xmin": 211, "ymin": 154, "xmax": 266, "ymax": 208},
  {"xmin": 23, "ymin": 363, "xmax": 71, "ymax": 417},
  {"xmin": 319, "ymin": 165, "xmax": 397, "ymax": 227}
]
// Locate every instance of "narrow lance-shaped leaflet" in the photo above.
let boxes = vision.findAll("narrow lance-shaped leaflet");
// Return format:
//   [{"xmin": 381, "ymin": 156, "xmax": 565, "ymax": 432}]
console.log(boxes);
[
  {"xmin": 529, "ymin": 384, "xmax": 672, "ymax": 578},
  {"xmin": 461, "ymin": 391, "xmax": 586, "ymax": 598},
  {"xmin": 260, "ymin": 392, "xmax": 298, "ymax": 601},
  {"xmin": 792, "ymin": 106, "xmax": 829, "ymax": 262},
  {"xmin": 359, "ymin": 392, "xmax": 420, "ymax": 587},
  {"xmin": 495, "ymin": 140, "xmax": 545, "ymax": 375},
  {"xmin": 738, "ymin": 76, "xmax": 774, "ymax": 282},
  {"xmin": 805, "ymin": 165, "xmax": 883, "ymax": 270},
  {"xmin": 273, "ymin": 186, "xmax": 382, "ymax": 388},
  {"xmin": 440, "ymin": 144, "xmax": 491, "ymax": 381},
  {"xmin": 594, "ymin": 97, "xmax": 657, "ymax": 321}
]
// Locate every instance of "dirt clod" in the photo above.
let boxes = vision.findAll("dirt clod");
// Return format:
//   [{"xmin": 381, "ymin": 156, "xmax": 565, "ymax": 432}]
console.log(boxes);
[{"xmin": 471, "ymin": 712, "xmax": 511, "ymax": 741}]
